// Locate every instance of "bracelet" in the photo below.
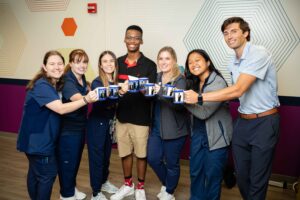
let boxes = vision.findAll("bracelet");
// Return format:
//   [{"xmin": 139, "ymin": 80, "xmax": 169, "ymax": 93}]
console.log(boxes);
[{"xmin": 83, "ymin": 96, "xmax": 88, "ymax": 104}]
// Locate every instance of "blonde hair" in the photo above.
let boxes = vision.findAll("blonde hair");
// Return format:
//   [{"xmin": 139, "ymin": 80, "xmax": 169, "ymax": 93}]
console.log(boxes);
[
  {"xmin": 157, "ymin": 46, "xmax": 181, "ymax": 82},
  {"xmin": 98, "ymin": 51, "xmax": 118, "ymax": 87}
]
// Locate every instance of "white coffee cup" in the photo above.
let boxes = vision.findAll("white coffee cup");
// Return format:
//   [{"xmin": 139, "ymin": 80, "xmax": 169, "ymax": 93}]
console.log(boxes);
[
  {"xmin": 96, "ymin": 87, "xmax": 107, "ymax": 101},
  {"xmin": 128, "ymin": 79, "xmax": 139, "ymax": 93},
  {"xmin": 173, "ymin": 89, "xmax": 184, "ymax": 104},
  {"xmin": 162, "ymin": 84, "xmax": 175, "ymax": 98},
  {"xmin": 139, "ymin": 77, "xmax": 149, "ymax": 91},
  {"xmin": 144, "ymin": 83, "xmax": 155, "ymax": 97},
  {"xmin": 108, "ymin": 85, "xmax": 119, "ymax": 99}
]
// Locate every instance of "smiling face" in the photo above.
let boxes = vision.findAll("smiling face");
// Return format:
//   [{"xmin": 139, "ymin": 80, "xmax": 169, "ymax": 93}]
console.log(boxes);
[
  {"xmin": 100, "ymin": 53, "xmax": 116, "ymax": 75},
  {"xmin": 124, "ymin": 29, "xmax": 143, "ymax": 53},
  {"xmin": 43, "ymin": 55, "xmax": 65, "ymax": 81},
  {"xmin": 157, "ymin": 51, "xmax": 175, "ymax": 74},
  {"xmin": 70, "ymin": 55, "xmax": 88, "ymax": 77},
  {"xmin": 223, "ymin": 22, "xmax": 248, "ymax": 51},
  {"xmin": 188, "ymin": 52, "xmax": 210, "ymax": 79}
]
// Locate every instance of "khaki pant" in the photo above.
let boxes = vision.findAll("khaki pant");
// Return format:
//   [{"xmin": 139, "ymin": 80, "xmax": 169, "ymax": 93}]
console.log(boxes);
[{"xmin": 115, "ymin": 120, "xmax": 149, "ymax": 158}]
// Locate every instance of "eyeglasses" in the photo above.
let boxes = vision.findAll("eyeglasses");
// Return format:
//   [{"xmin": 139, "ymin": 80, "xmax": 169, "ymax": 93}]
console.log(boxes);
[{"xmin": 125, "ymin": 36, "xmax": 142, "ymax": 41}]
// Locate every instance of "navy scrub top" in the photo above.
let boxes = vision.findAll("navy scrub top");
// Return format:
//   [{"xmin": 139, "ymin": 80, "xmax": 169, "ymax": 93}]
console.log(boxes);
[
  {"xmin": 61, "ymin": 70, "xmax": 88, "ymax": 132},
  {"xmin": 89, "ymin": 77, "xmax": 117, "ymax": 120},
  {"xmin": 17, "ymin": 78, "xmax": 61, "ymax": 156}
]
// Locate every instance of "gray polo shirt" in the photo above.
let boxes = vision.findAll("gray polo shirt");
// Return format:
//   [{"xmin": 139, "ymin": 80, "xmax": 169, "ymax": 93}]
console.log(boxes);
[{"xmin": 228, "ymin": 42, "xmax": 280, "ymax": 114}]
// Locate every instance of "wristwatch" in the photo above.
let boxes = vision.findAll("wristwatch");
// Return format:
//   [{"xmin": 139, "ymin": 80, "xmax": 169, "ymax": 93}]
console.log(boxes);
[{"xmin": 198, "ymin": 94, "xmax": 203, "ymax": 105}]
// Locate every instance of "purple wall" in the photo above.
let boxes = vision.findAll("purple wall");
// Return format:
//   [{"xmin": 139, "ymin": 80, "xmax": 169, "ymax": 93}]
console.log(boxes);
[
  {"xmin": 229, "ymin": 102, "xmax": 300, "ymax": 177},
  {"xmin": 273, "ymin": 106, "xmax": 300, "ymax": 177},
  {"xmin": 0, "ymin": 84, "xmax": 26, "ymax": 133},
  {"xmin": 0, "ymin": 83, "xmax": 299, "ymax": 177}
]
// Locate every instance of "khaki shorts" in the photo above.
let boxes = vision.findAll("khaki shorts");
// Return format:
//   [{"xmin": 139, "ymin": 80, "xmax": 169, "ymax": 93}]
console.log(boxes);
[{"xmin": 115, "ymin": 120, "xmax": 149, "ymax": 158}]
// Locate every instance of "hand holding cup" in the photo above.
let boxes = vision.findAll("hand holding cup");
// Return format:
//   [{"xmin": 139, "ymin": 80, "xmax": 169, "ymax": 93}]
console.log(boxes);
[
  {"xmin": 184, "ymin": 90, "xmax": 199, "ymax": 104},
  {"xmin": 85, "ymin": 90, "xmax": 98, "ymax": 103},
  {"xmin": 154, "ymin": 84, "xmax": 161, "ymax": 94},
  {"xmin": 119, "ymin": 80, "xmax": 129, "ymax": 95}
]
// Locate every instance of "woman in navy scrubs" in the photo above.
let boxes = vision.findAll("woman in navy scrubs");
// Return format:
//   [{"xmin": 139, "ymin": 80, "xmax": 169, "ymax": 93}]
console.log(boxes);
[
  {"xmin": 184, "ymin": 49, "xmax": 232, "ymax": 200},
  {"xmin": 17, "ymin": 50, "xmax": 97, "ymax": 200},
  {"xmin": 87, "ymin": 51, "xmax": 128, "ymax": 200},
  {"xmin": 57, "ymin": 49, "xmax": 91, "ymax": 200}
]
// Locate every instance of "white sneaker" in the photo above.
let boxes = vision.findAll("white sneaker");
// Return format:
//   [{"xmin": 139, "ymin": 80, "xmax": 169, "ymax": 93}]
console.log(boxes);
[
  {"xmin": 160, "ymin": 192, "xmax": 175, "ymax": 200},
  {"xmin": 91, "ymin": 192, "xmax": 107, "ymax": 200},
  {"xmin": 110, "ymin": 184, "xmax": 135, "ymax": 200},
  {"xmin": 157, "ymin": 186, "xmax": 166, "ymax": 199},
  {"xmin": 101, "ymin": 180, "xmax": 119, "ymax": 194},
  {"xmin": 75, "ymin": 188, "xmax": 87, "ymax": 200},
  {"xmin": 135, "ymin": 189, "xmax": 146, "ymax": 200},
  {"xmin": 60, "ymin": 195, "xmax": 76, "ymax": 200}
]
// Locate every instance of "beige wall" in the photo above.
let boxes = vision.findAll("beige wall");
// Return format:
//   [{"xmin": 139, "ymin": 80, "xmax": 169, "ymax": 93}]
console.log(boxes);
[
  {"xmin": 277, "ymin": 0, "xmax": 300, "ymax": 97},
  {"xmin": 0, "ymin": 0, "xmax": 299, "ymax": 96}
]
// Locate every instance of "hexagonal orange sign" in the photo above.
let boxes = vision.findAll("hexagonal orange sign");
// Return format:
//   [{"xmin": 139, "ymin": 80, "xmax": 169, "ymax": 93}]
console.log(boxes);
[{"xmin": 61, "ymin": 18, "xmax": 77, "ymax": 36}]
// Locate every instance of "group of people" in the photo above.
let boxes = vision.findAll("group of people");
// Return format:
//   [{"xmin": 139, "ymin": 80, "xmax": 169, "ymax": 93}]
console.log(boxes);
[{"xmin": 17, "ymin": 16, "xmax": 280, "ymax": 200}]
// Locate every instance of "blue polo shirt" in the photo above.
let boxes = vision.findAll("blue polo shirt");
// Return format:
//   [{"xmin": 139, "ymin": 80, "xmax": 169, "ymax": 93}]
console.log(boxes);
[
  {"xmin": 228, "ymin": 42, "xmax": 280, "ymax": 114},
  {"xmin": 17, "ymin": 78, "xmax": 61, "ymax": 156},
  {"xmin": 61, "ymin": 70, "xmax": 88, "ymax": 132}
]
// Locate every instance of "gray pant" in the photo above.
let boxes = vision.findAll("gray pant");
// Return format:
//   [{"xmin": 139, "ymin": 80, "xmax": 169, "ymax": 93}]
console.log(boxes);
[{"xmin": 232, "ymin": 114, "xmax": 280, "ymax": 200}]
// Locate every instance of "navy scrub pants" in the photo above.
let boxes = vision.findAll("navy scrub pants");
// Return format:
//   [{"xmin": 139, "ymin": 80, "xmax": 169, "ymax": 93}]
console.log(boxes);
[
  {"xmin": 57, "ymin": 131, "xmax": 85, "ymax": 197},
  {"xmin": 189, "ymin": 129, "xmax": 228, "ymax": 200},
  {"xmin": 87, "ymin": 117, "xmax": 112, "ymax": 196},
  {"xmin": 26, "ymin": 154, "xmax": 57, "ymax": 200},
  {"xmin": 147, "ymin": 129, "xmax": 187, "ymax": 194},
  {"xmin": 232, "ymin": 114, "xmax": 280, "ymax": 200}
]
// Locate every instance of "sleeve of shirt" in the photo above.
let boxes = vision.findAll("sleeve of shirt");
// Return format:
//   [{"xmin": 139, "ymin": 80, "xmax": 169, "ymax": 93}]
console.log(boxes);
[
  {"xmin": 33, "ymin": 81, "xmax": 60, "ymax": 107},
  {"xmin": 148, "ymin": 63, "xmax": 157, "ymax": 83},
  {"xmin": 62, "ymin": 78, "xmax": 80, "ymax": 100},
  {"xmin": 117, "ymin": 58, "xmax": 127, "ymax": 83},
  {"xmin": 91, "ymin": 78, "xmax": 103, "ymax": 90},
  {"xmin": 240, "ymin": 48, "xmax": 270, "ymax": 80},
  {"xmin": 185, "ymin": 77, "xmax": 228, "ymax": 120}
]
